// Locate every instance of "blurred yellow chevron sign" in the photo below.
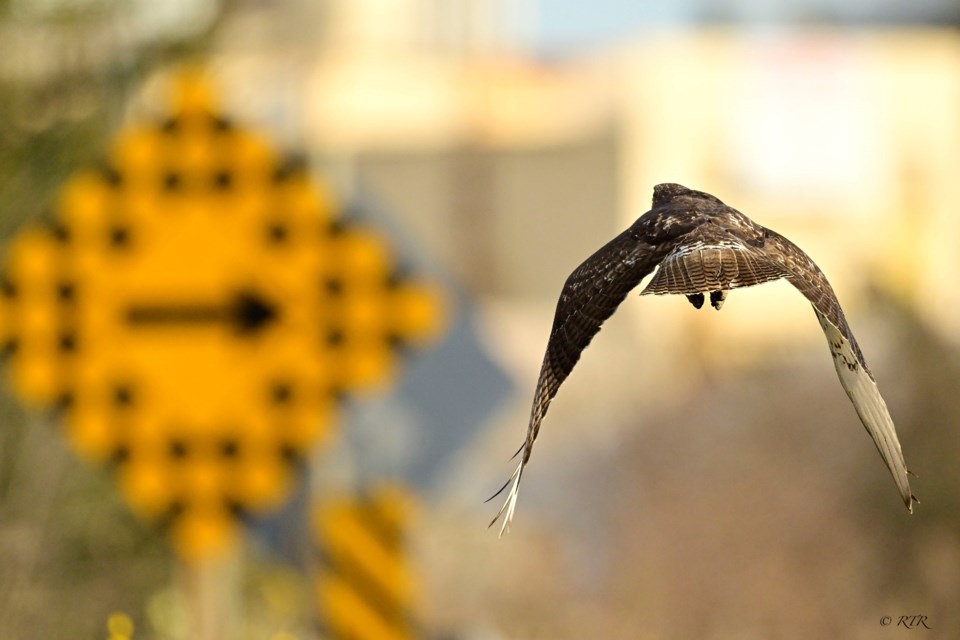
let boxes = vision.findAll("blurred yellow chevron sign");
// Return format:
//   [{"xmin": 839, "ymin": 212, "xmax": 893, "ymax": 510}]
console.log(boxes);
[
  {"xmin": 0, "ymin": 72, "xmax": 445, "ymax": 561},
  {"xmin": 313, "ymin": 484, "xmax": 419, "ymax": 640}
]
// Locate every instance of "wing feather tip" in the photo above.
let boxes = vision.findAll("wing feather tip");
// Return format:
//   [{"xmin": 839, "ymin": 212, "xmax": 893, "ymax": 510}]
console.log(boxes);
[
  {"xmin": 488, "ymin": 461, "xmax": 524, "ymax": 538},
  {"xmin": 904, "ymin": 467, "xmax": 918, "ymax": 513}
]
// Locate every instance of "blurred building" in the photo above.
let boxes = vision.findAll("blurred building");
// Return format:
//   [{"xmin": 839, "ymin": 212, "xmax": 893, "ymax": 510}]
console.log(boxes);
[{"xmin": 205, "ymin": 2, "xmax": 960, "ymax": 374}]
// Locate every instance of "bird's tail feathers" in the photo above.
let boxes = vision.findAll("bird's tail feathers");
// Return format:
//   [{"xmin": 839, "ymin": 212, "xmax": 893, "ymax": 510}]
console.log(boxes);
[{"xmin": 641, "ymin": 241, "xmax": 790, "ymax": 296}]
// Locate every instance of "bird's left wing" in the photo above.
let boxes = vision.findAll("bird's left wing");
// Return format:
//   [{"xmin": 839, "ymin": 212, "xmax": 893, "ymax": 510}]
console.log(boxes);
[
  {"xmin": 765, "ymin": 231, "xmax": 915, "ymax": 511},
  {"xmin": 489, "ymin": 226, "xmax": 663, "ymax": 535}
]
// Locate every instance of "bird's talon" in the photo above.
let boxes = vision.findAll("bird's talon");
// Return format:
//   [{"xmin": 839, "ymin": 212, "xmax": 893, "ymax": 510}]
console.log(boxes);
[{"xmin": 710, "ymin": 290, "xmax": 727, "ymax": 310}]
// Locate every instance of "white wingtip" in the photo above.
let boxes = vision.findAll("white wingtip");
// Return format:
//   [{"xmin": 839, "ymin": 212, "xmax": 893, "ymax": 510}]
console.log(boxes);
[
  {"xmin": 815, "ymin": 311, "xmax": 914, "ymax": 511},
  {"xmin": 489, "ymin": 461, "xmax": 523, "ymax": 537}
]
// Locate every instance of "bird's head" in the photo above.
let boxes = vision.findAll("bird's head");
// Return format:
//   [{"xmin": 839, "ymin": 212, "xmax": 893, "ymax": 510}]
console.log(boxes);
[{"xmin": 652, "ymin": 183, "xmax": 724, "ymax": 208}]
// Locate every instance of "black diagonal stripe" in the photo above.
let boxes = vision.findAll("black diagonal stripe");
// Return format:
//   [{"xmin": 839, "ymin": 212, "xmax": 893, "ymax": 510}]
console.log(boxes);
[
  {"xmin": 356, "ymin": 499, "xmax": 403, "ymax": 552},
  {"xmin": 316, "ymin": 536, "xmax": 413, "ymax": 636},
  {"xmin": 317, "ymin": 497, "xmax": 422, "ymax": 637},
  {"xmin": 0, "ymin": 274, "xmax": 17, "ymax": 299}
]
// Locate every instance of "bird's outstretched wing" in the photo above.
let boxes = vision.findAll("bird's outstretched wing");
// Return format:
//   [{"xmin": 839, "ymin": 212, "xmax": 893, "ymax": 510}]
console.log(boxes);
[
  {"xmin": 488, "ymin": 226, "xmax": 662, "ymax": 535},
  {"xmin": 765, "ymin": 231, "xmax": 915, "ymax": 511}
]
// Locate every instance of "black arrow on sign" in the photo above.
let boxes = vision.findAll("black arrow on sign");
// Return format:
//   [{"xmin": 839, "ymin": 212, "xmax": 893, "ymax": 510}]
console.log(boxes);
[{"xmin": 126, "ymin": 290, "xmax": 279, "ymax": 335}]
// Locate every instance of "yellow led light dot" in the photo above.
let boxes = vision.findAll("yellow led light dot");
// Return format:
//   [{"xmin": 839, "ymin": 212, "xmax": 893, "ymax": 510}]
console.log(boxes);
[
  {"xmin": 173, "ymin": 506, "xmax": 238, "ymax": 563},
  {"xmin": 390, "ymin": 284, "xmax": 446, "ymax": 343},
  {"xmin": 227, "ymin": 131, "xmax": 277, "ymax": 178},
  {"xmin": 13, "ymin": 346, "xmax": 60, "ymax": 406},
  {"xmin": 112, "ymin": 128, "xmax": 164, "ymax": 184},
  {"xmin": 233, "ymin": 455, "xmax": 291, "ymax": 510},
  {"xmin": 9, "ymin": 230, "xmax": 58, "ymax": 283},
  {"xmin": 344, "ymin": 343, "xmax": 394, "ymax": 390},
  {"xmin": 18, "ymin": 299, "xmax": 57, "ymax": 337},
  {"xmin": 281, "ymin": 410, "xmax": 335, "ymax": 452},
  {"xmin": 184, "ymin": 456, "xmax": 229, "ymax": 503},
  {"xmin": 338, "ymin": 232, "xmax": 391, "ymax": 283},
  {"xmin": 342, "ymin": 294, "xmax": 384, "ymax": 334},
  {"xmin": 58, "ymin": 173, "xmax": 113, "ymax": 230},
  {"xmin": 65, "ymin": 408, "xmax": 117, "ymax": 461},
  {"xmin": 119, "ymin": 455, "xmax": 178, "ymax": 517},
  {"xmin": 171, "ymin": 71, "xmax": 217, "ymax": 118}
]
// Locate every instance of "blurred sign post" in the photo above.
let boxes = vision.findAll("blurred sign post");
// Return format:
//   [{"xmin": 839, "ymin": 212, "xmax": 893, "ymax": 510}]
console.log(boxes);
[{"xmin": 0, "ymin": 72, "xmax": 445, "ymax": 636}]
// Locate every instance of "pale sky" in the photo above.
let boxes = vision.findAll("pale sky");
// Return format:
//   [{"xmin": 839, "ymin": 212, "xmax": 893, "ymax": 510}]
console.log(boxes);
[{"xmin": 535, "ymin": 0, "xmax": 959, "ymax": 53}]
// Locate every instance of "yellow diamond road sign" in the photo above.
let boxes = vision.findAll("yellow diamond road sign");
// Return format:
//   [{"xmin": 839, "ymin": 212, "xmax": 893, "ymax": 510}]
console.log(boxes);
[{"xmin": 0, "ymin": 75, "xmax": 445, "ymax": 560}]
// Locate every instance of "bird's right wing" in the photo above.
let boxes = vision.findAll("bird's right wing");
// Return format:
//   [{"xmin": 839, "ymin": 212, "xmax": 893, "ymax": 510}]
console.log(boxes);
[
  {"xmin": 489, "ymin": 227, "xmax": 662, "ymax": 535},
  {"xmin": 766, "ymin": 231, "xmax": 915, "ymax": 512}
]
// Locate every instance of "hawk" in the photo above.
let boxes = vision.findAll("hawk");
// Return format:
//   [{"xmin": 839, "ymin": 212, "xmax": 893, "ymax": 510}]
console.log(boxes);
[{"xmin": 490, "ymin": 183, "xmax": 916, "ymax": 535}]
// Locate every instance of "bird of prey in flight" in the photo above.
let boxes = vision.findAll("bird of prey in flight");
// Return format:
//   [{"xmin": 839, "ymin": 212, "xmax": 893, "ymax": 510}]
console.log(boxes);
[{"xmin": 490, "ymin": 183, "xmax": 916, "ymax": 535}]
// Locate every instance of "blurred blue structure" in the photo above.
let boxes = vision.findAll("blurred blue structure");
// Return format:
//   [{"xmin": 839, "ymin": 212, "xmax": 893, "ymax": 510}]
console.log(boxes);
[{"xmin": 250, "ymin": 191, "xmax": 513, "ymax": 564}]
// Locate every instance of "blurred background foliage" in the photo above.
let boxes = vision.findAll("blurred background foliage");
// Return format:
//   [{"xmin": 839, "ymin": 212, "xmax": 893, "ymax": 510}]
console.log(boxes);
[
  {"xmin": 0, "ymin": 1, "xmax": 226, "ymax": 636},
  {"xmin": 2, "ymin": 0, "xmax": 960, "ymax": 639}
]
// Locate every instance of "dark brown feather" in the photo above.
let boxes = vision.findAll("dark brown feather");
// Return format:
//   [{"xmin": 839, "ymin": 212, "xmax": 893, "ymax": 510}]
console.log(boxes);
[
  {"xmin": 761, "ymin": 230, "xmax": 871, "ymax": 376},
  {"xmin": 524, "ymin": 227, "xmax": 663, "ymax": 463}
]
